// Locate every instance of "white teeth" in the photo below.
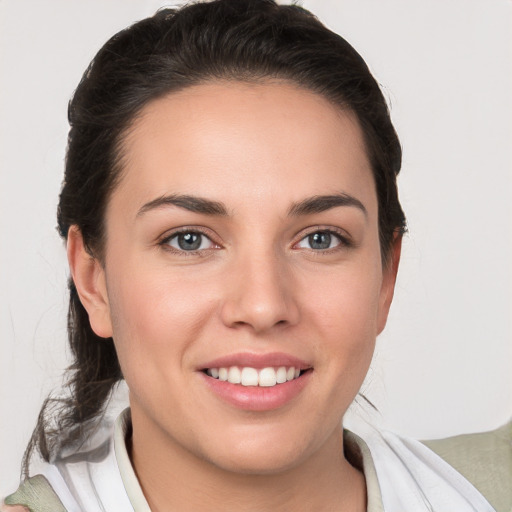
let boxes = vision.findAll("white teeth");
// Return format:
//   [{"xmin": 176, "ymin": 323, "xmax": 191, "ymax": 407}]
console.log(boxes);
[
  {"xmin": 227, "ymin": 366, "xmax": 241, "ymax": 384},
  {"xmin": 206, "ymin": 365, "xmax": 304, "ymax": 387},
  {"xmin": 241, "ymin": 367, "xmax": 259, "ymax": 386},
  {"xmin": 276, "ymin": 366, "xmax": 287, "ymax": 384},
  {"xmin": 259, "ymin": 367, "xmax": 277, "ymax": 387}
]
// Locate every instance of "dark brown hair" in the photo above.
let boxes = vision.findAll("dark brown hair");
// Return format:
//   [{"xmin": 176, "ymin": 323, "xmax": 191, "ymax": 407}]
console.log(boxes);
[{"xmin": 24, "ymin": 0, "xmax": 405, "ymax": 474}]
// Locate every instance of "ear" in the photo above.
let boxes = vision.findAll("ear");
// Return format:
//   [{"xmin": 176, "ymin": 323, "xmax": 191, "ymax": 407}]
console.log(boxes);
[
  {"xmin": 67, "ymin": 225, "xmax": 113, "ymax": 338},
  {"xmin": 377, "ymin": 234, "xmax": 402, "ymax": 335}
]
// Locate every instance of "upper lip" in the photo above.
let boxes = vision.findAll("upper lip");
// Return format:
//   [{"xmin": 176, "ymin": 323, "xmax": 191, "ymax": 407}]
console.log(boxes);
[{"xmin": 199, "ymin": 352, "xmax": 312, "ymax": 371}]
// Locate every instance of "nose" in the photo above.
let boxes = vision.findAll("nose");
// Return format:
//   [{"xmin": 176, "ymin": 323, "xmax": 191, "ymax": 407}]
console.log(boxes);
[{"xmin": 220, "ymin": 249, "xmax": 300, "ymax": 333}]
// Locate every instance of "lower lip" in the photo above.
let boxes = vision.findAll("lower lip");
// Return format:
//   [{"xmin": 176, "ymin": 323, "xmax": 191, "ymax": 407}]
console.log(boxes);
[{"xmin": 199, "ymin": 371, "xmax": 312, "ymax": 411}]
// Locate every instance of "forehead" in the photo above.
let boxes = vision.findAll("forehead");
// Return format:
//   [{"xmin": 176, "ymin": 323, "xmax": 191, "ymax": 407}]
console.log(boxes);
[{"xmin": 113, "ymin": 80, "xmax": 376, "ymax": 218}]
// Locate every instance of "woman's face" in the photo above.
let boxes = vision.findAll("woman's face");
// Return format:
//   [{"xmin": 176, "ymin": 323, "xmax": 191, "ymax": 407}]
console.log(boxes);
[{"xmin": 82, "ymin": 81, "xmax": 399, "ymax": 473}]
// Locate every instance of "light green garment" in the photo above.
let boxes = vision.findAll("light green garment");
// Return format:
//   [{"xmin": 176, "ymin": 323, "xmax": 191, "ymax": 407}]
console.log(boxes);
[
  {"xmin": 423, "ymin": 422, "xmax": 512, "ymax": 512},
  {"xmin": 4, "ymin": 475, "xmax": 65, "ymax": 512},
  {"xmin": 5, "ymin": 422, "xmax": 512, "ymax": 512}
]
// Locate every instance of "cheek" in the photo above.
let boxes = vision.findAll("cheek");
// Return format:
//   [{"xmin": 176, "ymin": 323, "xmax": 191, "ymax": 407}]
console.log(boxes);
[
  {"xmin": 304, "ymin": 263, "xmax": 382, "ymax": 339},
  {"xmin": 301, "ymin": 258, "xmax": 382, "ymax": 380},
  {"xmin": 105, "ymin": 263, "xmax": 219, "ymax": 383}
]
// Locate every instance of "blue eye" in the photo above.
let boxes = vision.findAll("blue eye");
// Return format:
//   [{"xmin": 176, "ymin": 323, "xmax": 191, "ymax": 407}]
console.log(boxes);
[
  {"xmin": 296, "ymin": 230, "xmax": 342, "ymax": 250},
  {"xmin": 165, "ymin": 231, "xmax": 215, "ymax": 251}
]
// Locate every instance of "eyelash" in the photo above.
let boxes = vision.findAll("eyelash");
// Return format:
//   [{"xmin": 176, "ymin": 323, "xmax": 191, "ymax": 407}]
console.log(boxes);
[
  {"xmin": 293, "ymin": 227, "xmax": 352, "ymax": 253},
  {"xmin": 159, "ymin": 227, "xmax": 219, "ymax": 256},
  {"xmin": 158, "ymin": 226, "xmax": 352, "ymax": 256}
]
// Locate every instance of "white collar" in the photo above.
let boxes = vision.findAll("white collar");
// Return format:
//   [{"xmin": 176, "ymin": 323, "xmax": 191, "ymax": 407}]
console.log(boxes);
[{"xmin": 35, "ymin": 408, "xmax": 495, "ymax": 512}]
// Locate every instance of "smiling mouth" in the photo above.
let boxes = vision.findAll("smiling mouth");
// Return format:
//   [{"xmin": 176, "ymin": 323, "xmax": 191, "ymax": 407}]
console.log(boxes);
[{"xmin": 203, "ymin": 366, "xmax": 310, "ymax": 387}]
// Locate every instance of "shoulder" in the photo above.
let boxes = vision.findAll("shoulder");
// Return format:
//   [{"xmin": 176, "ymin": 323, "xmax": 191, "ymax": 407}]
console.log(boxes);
[
  {"xmin": 3, "ymin": 475, "xmax": 67, "ymax": 512},
  {"xmin": 423, "ymin": 420, "xmax": 512, "ymax": 512}
]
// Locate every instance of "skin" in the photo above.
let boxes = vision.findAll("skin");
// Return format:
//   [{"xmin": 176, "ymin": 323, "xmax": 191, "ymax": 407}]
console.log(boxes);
[{"xmin": 63, "ymin": 81, "xmax": 400, "ymax": 511}]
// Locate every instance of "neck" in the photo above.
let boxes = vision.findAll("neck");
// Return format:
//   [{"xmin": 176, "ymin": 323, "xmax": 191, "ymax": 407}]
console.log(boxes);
[{"xmin": 129, "ymin": 410, "xmax": 366, "ymax": 512}]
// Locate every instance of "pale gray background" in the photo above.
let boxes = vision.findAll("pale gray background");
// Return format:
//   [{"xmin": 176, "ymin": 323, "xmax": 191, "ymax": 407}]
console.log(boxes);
[{"xmin": 1, "ymin": 0, "xmax": 511, "ymax": 494}]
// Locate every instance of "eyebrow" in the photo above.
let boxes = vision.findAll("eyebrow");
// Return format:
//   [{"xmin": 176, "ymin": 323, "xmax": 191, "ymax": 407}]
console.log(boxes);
[
  {"xmin": 136, "ymin": 192, "xmax": 367, "ymax": 218},
  {"xmin": 137, "ymin": 194, "xmax": 229, "ymax": 217},
  {"xmin": 288, "ymin": 193, "xmax": 367, "ymax": 217}
]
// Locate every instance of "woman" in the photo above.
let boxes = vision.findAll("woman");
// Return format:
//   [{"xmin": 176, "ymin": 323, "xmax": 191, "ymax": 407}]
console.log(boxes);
[{"xmin": 3, "ymin": 0, "xmax": 510, "ymax": 510}]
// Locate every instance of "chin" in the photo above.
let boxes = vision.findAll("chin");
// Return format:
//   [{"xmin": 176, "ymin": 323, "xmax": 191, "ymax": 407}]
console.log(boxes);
[
  {"xmin": 206, "ymin": 446, "xmax": 305, "ymax": 476},
  {"xmin": 197, "ymin": 424, "xmax": 327, "ymax": 476}
]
